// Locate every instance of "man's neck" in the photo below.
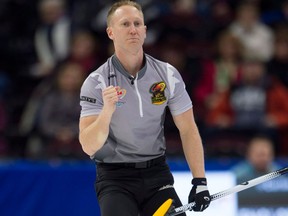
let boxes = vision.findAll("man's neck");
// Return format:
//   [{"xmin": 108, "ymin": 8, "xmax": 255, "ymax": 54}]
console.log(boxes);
[{"xmin": 115, "ymin": 49, "xmax": 144, "ymax": 76}]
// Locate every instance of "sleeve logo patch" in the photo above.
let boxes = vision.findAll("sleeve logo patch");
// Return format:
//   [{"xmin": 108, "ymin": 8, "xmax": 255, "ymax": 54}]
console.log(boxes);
[
  {"xmin": 80, "ymin": 96, "xmax": 96, "ymax": 103},
  {"xmin": 149, "ymin": 81, "xmax": 167, "ymax": 105}
]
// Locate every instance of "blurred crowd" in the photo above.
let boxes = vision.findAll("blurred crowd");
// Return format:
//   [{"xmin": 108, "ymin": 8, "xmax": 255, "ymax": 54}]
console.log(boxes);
[{"xmin": 0, "ymin": 0, "xmax": 288, "ymax": 160}]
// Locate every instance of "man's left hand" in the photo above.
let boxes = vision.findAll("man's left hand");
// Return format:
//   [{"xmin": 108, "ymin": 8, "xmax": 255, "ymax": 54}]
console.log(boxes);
[{"xmin": 188, "ymin": 178, "xmax": 211, "ymax": 211}]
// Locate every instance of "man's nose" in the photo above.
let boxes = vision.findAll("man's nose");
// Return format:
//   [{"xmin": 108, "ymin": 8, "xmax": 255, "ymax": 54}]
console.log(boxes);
[{"xmin": 129, "ymin": 25, "xmax": 137, "ymax": 34}]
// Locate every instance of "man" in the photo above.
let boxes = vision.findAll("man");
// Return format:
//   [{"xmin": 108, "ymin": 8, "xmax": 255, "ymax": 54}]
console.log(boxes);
[
  {"xmin": 231, "ymin": 135, "xmax": 282, "ymax": 209},
  {"xmin": 232, "ymin": 135, "xmax": 280, "ymax": 184},
  {"xmin": 79, "ymin": 1, "xmax": 210, "ymax": 215},
  {"xmin": 34, "ymin": 0, "xmax": 71, "ymax": 77}
]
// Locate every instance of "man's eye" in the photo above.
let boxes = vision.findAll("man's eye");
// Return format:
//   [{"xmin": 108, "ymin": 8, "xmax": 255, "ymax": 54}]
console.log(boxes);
[
  {"xmin": 134, "ymin": 22, "xmax": 140, "ymax": 27},
  {"xmin": 123, "ymin": 22, "xmax": 129, "ymax": 27}
]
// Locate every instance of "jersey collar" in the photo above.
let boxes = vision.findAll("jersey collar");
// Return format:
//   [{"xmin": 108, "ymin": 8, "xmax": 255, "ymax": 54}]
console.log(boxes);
[{"xmin": 112, "ymin": 54, "xmax": 147, "ymax": 80}]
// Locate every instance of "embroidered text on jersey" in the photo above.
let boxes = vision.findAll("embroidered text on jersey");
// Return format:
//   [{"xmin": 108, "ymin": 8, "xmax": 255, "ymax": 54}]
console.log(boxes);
[{"xmin": 80, "ymin": 96, "xmax": 96, "ymax": 103}]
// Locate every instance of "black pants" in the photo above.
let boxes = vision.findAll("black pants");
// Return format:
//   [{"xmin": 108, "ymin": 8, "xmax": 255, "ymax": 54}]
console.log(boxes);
[{"xmin": 95, "ymin": 157, "xmax": 186, "ymax": 216}]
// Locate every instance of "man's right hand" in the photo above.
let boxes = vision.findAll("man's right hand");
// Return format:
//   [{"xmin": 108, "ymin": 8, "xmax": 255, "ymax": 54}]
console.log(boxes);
[{"xmin": 102, "ymin": 86, "xmax": 119, "ymax": 113}]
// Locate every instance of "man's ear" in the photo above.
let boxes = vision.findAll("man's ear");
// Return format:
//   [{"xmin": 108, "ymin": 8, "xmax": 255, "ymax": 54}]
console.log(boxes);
[{"xmin": 106, "ymin": 27, "xmax": 114, "ymax": 40}]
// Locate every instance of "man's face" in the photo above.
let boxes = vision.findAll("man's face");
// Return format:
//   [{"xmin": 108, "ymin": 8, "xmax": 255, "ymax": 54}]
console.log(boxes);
[
  {"xmin": 248, "ymin": 140, "xmax": 274, "ymax": 172},
  {"xmin": 106, "ymin": 5, "xmax": 146, "ymax": 54}
]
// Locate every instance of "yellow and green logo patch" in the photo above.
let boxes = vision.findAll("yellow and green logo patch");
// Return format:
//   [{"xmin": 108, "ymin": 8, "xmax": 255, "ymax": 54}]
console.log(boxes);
[{"xmin": 150, "ymin": 81, "xmax": 167, "ymax": 105}]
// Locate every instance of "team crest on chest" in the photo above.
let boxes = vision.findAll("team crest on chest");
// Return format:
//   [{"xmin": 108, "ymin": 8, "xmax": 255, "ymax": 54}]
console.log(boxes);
[
  {"xmin": 149, "ymin": 81, "xmax": 167, "ymax": 105},
  {"xmin": 116, "ymin": 88, "xmax": 126, "ymax": 107}
]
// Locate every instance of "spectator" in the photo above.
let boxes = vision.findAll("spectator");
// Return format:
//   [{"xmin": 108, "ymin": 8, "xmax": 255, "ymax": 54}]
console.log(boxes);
[
  {"xmin": 266, "ymin": 25, "xmax": 288, "ymax": 155},
  {"xmin": 232, "ymin": 135, "xmax": 280, "ymax": 183},
  {"xmin": 31, "ymin": 0, "xmax": 72, "ymax": 77},
  {"xmin": 193, "ymin": 30, "xmax": 243, "ymax": 122},
  {"xmin": 63, "ymin": 30, "xmax": 102, "ymax": 75},
  {"xmin": 156, "ymin": 0, "xmax": 212, "ymax": 58},
  {"xmin": 197, "ymin": 0, "xmax": 234, "ymax": 37},
  {"xmin": 229, "ymin": 2, "xmax": 274, "ymax": 61},
  {"xmin": 231, "ymin": 135, "xmax": 282, "ymax": 209},
  {"xmin": 267, "ymin": 25, "xmax": 288, "ymax": 89},
  {"xmin": 25, "ymin": 62, "xmax": 87, "ymax": 159},
  {"xmin": 204, "ymin": 58, "xmax": 288, "ymax": 156}
]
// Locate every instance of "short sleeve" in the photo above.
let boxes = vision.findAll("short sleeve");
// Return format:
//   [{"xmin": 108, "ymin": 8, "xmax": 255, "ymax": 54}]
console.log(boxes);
[
  {"xmin": 80, "ymin": 72, "xmax": 107, "ymax": 117},
  {"xmin": 166, "ymin": 63, "xmax": 192, "ymax": 116}
]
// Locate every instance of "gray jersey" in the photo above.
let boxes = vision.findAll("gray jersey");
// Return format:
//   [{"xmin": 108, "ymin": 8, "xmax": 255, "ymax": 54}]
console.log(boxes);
[{"xmin": 80, "ymin": 54, "xmax": 192, "ymax": 163}]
